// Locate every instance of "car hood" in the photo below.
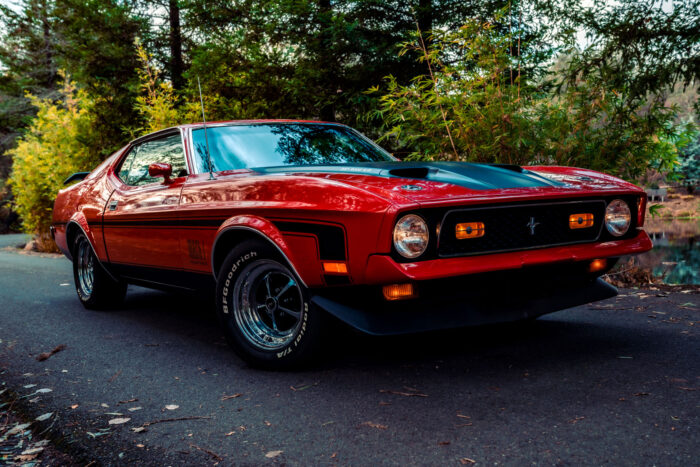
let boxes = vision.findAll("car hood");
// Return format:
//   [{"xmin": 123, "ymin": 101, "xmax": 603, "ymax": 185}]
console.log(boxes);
[{"xmin": 254, "ymin": 162, "xmax": 640, "ymax": 205}]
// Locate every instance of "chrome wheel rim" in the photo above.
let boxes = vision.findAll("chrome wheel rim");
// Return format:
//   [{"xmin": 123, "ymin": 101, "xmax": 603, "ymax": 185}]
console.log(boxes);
[
  {"xmin": 232, "ymin": 260, "xmax": 303, "ymax": 351},
  {"xmin": 76, "ymin": 239, "xmax": 94, "ymax": 297}
]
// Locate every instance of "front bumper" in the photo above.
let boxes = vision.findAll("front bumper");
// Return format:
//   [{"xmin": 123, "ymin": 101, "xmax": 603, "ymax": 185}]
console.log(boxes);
[
  {"xmin": 312, "ymin": 263, "xmax": 618, "ymax": 335},
  {"xmin": 363, "ymin": 229, "xmax": 651, "ymax": 284}
]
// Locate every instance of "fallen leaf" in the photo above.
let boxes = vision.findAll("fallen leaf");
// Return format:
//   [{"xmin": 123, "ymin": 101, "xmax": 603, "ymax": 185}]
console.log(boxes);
[
  {"xmin": 460, "ymin": 458, "xmax": 477, "ymax": 465},
  {"xmin": 164, "ymin": 404, "xmax": 179, "ymax": 411},
  {"xmin": 36, "ymin": 344, "xmax": 66, "ymax": 361},
  {"xmin": 131, "ymin": 427, "xmax": 146, "ymax": 433},
  {"xmin": 128, "ymin": 407, "xmax": 143, "ymax": 412},
  {"xmin": 16, "ymin": 454, "xmax": 38, "ymax": 462},
  {"xmin": 108, "ymin": 417, "xmax": 131, "ymax": 425},
  {"xmin": 264, "ymin": 420, "xmax": 272, "ymax": 426},
  {"xmin": 225, "ymin": 431, "xmax": 236, "ymax": 436},
  {"xmin": 119, "ymin": 398, "xmax": 138, "ymax": 404},
  {"xmin": 136, "ymin": 444, "xmax": 145, "ymax": 448},
  {"xmin": 569, "ymin": 416, "xmax": 585, "ymax": 424},
  {"xmin": 24, "ymin": 384, "xmax": 37, "ymax": 389},
  {"xmin": 265, "ymin": 450, "xmax": 283, "ymax": 458},
  {"xmin": 35, "ymin": 388, "xmax": 52, "ymax": 394},
  {"xmin": 101, "ymin": 403, "xmax": 109, "ymax": 408},
  {"xmin": 35, "ymin": 412, "xmax": 53, "ymax": 422},
  {"xmin": 104, "ymin": 412, "xmax": 123, "ymax": 416},
  {"xmin": 330, "ymin": 453, "xmax": 337, "ymax": 459},
  {"xmin": 70, "ymin": 404, "xmax": 79, "ymax": 409},
  {"xmin": 21, "ymin": 447, "xmax": 45, "ymax": 456},
  {"xmin": 360, "ymin": 421, "xmax": 388, "ymax": 430},
  {"xmin": 5, "ymin": 423, "xmax": 31, "ymax": 436},
  {"xmin": 221, "ymin": 393, "xmax": 242, "ymax": 401}
]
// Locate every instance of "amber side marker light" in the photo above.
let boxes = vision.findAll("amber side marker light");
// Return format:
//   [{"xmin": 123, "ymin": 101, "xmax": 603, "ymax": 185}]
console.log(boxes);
[
  {"xmin": 382, "ymin": 283, "xmax": 417, "ymax": 301},
  {"xmin": 589, "ymin": 258, "xmax": 608, "ymax": 273},
  {"xmin": 456, "ymin": 222, "xmax": 485, "ymax": 239},
  {"xmin": 569, "ymin": 213, "xmax": 594, "ymax": 229},
  {"xmin": 322, "ymin": 262, "xmax": 348, "ymax": 274}
]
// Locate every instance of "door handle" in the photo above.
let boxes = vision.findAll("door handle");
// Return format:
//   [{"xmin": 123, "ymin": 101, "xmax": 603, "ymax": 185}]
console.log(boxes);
[{"xmin": 109, "ymin": 200, "xmax": 118, "ymax": 211}]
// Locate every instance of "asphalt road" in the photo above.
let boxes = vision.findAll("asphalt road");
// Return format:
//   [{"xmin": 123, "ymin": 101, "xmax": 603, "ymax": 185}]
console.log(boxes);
[{"xmin": 0, "ymin": 234, "xmax": 698, "ymax": 466}]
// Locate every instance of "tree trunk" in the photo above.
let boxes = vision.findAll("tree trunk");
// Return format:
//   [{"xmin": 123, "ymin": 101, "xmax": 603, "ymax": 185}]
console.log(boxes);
[
  {"xmin": 169, "ymin": 0, "xmax": 184, "ymax": 90},
  {"xmin": 40, "ymin": 0, "xmax": 56, "ymax": 90},
  {"xmin": 317, "ymin": 0, "xmax": 335, "ymax": 121}
]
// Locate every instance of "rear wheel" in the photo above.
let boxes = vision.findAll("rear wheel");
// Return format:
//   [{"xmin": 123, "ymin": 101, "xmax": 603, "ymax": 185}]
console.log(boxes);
[
  {"xmin": 72, "ymin": 233, "xmax": 126, "ymax": 309},
  {"xmin": 216, "ymin": 240, "xmax": 325, "ymax": 369}
]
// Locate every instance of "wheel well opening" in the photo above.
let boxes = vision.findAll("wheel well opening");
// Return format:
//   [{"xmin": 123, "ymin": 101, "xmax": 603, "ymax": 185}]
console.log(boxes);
[
  {"xmin": 65, "ymin": 222, "xmax": 81, "ymax": 257},
  {"xmin": 212, "ymin": 229, "xmax": 286, "ymax": 277}
]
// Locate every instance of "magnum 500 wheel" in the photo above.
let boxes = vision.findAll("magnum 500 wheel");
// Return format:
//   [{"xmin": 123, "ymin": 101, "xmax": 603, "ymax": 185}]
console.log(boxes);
[
  {"xmin": 216, "ymin": 240, "xmax": 324, "ymax": 369},
  {"xmin": 72, "ymin": 233, "xmax": 127, "ymax": 309}
]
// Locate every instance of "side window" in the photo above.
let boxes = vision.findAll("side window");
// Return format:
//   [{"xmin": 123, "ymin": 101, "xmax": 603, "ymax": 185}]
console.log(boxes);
[
  {"xmin": 117, "ymin": 149, "xmax": 138, "ymax": 183},
  {"xmin": 120, "ymin": 134, "xmax": 188, "ymax": 186}
]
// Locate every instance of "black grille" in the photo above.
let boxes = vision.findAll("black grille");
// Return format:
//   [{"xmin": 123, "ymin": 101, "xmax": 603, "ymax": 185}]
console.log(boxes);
[{"xmin": 438, "ymin": 200, "xmax": 606, "ymax": 257}]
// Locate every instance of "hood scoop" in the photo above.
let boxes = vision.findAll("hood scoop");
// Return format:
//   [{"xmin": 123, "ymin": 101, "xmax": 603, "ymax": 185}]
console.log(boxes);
[{"xmin": 387, "ymin": 167, "xmax": 433, "ymax": 179}]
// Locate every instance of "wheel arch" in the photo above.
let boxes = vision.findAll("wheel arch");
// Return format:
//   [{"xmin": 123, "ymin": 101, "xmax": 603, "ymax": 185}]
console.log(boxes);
[
  {"xmin": 65, "ymin": 217, "xmax": 118, "ymax": 282},
  {"xmin": 211, "ymin": 216, "xmax": 308, "ymax": 288}
]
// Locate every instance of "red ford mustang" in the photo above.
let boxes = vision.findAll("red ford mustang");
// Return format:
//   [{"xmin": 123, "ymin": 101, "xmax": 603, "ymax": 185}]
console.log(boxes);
[{"xmin": 52, "ymin": 120, "xmax": 652, "ymax": 368}]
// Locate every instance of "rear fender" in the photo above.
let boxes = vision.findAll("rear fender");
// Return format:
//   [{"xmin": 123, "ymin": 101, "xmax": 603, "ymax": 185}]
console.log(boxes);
[{"xmin": 65, "ymin": 214, "xmax": 118, "ymax": 282}]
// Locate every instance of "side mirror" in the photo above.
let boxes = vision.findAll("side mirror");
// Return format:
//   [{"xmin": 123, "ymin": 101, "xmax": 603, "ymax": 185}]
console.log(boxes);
[{"xmin": 148, "ymin": 162, "xmax": 173, "ymax": 184}]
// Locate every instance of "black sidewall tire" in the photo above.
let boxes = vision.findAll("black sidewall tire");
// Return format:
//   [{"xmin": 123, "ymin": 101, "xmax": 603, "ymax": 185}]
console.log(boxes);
[
  {"xmin": 72, "ymin": 234, "xmax": 126, "ymax": 310},
  {"xmin": 216, "ymin": 240, "xmax": 324, "ymax": 369}
]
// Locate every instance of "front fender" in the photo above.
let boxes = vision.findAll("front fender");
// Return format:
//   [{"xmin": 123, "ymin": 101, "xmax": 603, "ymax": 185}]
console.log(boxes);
[{"xmin": 211, "ymin": 215, "xmax": 320, "ymax": 287}]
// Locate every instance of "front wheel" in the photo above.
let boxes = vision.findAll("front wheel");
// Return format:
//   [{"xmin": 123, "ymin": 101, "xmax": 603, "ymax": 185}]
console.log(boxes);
[
  {"xmin": 216, "ymin": 240, "xmax": 325, "ymax": 369},
  {"xmin": 72, "ymin": 233, "xmax": 127, "ymax": 309}
]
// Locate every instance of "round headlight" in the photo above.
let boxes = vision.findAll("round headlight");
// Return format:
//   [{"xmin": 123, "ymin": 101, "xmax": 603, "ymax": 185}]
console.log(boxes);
[
  {"xmin": 393, "ymin": 214, "xmax": 429, "ymax": 259},
  {"xmin": 605, "ymin": 199, "xmax": 631, "ymax": 237}
]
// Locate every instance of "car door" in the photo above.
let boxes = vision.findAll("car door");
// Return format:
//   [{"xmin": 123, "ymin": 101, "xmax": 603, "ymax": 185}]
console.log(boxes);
[{"xmin": 103, "ymin": 131, "xmax": 189, "ymax": 283}]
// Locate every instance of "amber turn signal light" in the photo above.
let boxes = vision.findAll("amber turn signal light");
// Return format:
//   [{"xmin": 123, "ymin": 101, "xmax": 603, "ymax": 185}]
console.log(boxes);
[
  {"xmin": 455, "ymin": 222, "xmax": 485, "ymax": 239},
  {"xmin": 588, "ymin": 258, "xmax": 607, "ymax": 273},
  {"xmin": 382, "ymin": 283, "xmax": 417, "ymax": 301},
  {"xmin": 322, "ymin": 262, "xmax": 348, "ymax": 274},
  {"xmin": 569, "ymin": 213, "xmax": 594, "ymax": 229}
]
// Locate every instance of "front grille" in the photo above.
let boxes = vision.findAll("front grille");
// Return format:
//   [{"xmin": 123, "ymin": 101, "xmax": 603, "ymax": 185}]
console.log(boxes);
[{"xmin": 438, "ymin": 200, "xmax": 606, "ymax": 257}]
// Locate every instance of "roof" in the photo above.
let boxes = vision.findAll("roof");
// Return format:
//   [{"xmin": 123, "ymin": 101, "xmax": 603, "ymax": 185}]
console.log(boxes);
[{"xmin": 130, "ymin": 119, "xmax": 343, "ymax": 146}]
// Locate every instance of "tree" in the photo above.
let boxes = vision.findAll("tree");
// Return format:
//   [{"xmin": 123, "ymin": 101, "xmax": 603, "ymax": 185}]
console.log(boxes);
[
  {"xmin": 370, "ymin": 13, "xmax": 697, "ymax": 180},
  {"xmin": 537, "ymin": 0, "xmax": 700, "ymax": 112},
  {"xmin": 53, "ymin": 0, "xmax": 146, "ymax": 158},
  {"xmin": 0, "ymin": 0, "xmax": 61, "ymax": 230},
  {"xmin": 7, "ymin": 76, "xmax": 101, "ymax": 248}
]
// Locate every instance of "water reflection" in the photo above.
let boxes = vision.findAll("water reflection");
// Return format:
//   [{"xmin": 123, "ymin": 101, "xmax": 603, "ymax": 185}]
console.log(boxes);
[{"xmin": 631, "ymin": 218, "xmax": 700, "ymax": 284}]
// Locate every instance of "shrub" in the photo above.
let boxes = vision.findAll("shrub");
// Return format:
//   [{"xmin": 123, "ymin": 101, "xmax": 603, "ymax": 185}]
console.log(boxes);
[
  {"xmin": 368, "ymin": 14, "xmax": 697, "ymax": 181},
  {"xmin": 6, "ymin": 75, "xmax": 100, "ymax": 247}
]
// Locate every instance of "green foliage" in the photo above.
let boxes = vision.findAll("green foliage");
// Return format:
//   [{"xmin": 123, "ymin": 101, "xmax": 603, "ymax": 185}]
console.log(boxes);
[
  {"xmin": 369, "ymin": 13, "xmax": 698, "ymax": 180},
  {"xmin": 677, "ymin": 127, "xmax": 700, "ymax": 192},
  {"xmin": 537, "ymin": 0, "xmax": 700, "ymax": 106},
  {"xmin": 370, "ymin": 16, "xmax": 540, "ymax": 163},
  {"xmin": 134, "ymin": 41, "xmax": 181, "ymax": 134},
  {"xmin": 7, "ymin": 76, "xmax": 101, "ymax": 240}
]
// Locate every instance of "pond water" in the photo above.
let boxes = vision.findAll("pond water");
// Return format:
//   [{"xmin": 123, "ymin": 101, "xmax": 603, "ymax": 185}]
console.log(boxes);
[{"xmin": 631, "ymin": 218, "xmax": 700, "ymax": 285}]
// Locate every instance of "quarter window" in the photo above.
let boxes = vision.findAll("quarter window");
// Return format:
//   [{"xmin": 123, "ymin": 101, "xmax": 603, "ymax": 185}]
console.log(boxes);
[{"xmin": 118, "ymin": 133, "xmax": 188, "ymax": 186}]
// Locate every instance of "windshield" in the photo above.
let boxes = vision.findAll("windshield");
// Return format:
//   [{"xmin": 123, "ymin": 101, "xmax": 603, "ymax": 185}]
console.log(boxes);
[{"xmin": 191, "ymin": 123, "xmax": 394, "ymax": 173}]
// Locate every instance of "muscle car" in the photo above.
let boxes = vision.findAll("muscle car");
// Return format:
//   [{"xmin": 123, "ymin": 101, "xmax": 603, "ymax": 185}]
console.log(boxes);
[{"xmin": 51, "ymin": 120, "xmax": 652, "ymax": 368}]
